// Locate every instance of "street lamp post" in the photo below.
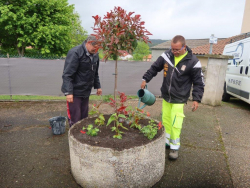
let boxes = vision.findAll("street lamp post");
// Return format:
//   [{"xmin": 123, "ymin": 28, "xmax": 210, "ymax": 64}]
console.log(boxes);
[{"xmin": 209, "ymin": 34, "xmax": 218, "ymax": 54}]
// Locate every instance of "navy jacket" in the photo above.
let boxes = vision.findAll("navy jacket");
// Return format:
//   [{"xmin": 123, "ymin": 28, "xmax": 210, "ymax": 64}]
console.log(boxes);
[
  {"xmin": 143, "ymin": 46, "xmax": 204, "ymax": 103},
  {"xmin": 61, "ymin": 41, "xmax": 101, "ymax": 97}
]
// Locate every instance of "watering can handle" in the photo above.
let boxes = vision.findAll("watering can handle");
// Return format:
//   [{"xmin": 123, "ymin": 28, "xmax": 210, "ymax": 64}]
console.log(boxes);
[{"xmin": 137, "ymin": 85, "xmax": 148, "ymax": 109}]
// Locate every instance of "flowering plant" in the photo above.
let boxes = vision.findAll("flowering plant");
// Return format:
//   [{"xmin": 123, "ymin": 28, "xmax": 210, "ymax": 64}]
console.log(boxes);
[
  {"xmin": 85, "ymin": 7, "xmax": 159, "ymax": 139},
  {"xmin": 107, "ymin": 92, "xmax": 130, "ymax": 115},
  {"xmin": 92, "ymin": 6, "xmax": 152, "ymax": 61},
  {"xmin": 86, "ymin": 92, "xmax": 162, "ymax": 139},
  {"xmin": 91, "ymin": 6, "xmax": 152, "ymax": 108}
]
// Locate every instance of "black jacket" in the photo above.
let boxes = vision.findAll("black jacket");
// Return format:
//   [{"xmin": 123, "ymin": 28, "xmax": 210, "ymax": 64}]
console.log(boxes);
[
  {"xmin": 61, "ymin": 41, "xmax": 101, "ymax": 97},
  {"xmin": 143, "ymin": 46, "xmax": 204, "ymax": 103}
]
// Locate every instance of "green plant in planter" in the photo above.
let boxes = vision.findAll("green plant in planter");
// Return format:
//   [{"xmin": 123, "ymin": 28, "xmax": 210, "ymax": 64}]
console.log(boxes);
[
  {"xmin": 83, "ymin": 103, "xmax": 104, "ymax": 136},
  {"xmin": 89, "ymin": 105, "xmax": 99, "ymax": 116},
  {"xmin": 106, "ymin": 92, "xmax": 131, "ymax": 139},
  {"xmin": 82, "ymin": 124, "xmax": 99, "ymax": 136},
  {"xmin": 87, "ymin": 94, "xmax": 160, "ymax": 140},
  {"xmin": 107, "ymin": 113, "xmax": 128, "ymax": 139},
  {"xmin": 106, "ymin": 92, "xmax": 154, "ymax": 139},
  {"xmin": 88, "ymin": 102, "xmax": 105, "ymax": 127},
  {"xmin": 107, "ymin": 91, "xmax": 131, "ymax": 115},
  {"xmin": 89, "ymin": 101, "xmax": 103, "ymax": 116},
  {"xmin": 140, "ymin": 119, "xmax": 158, "ymax": 140},
  {"xmin": 125, "ymin": 107, "xmax": 150, "ymax": 130},
  {"xmin": 95, "ymin": 114, "xmax": 105, "ymax": 126},
  {"xmin": 87, "ymin": 91, "xmax": 160, "ymax": 139}
]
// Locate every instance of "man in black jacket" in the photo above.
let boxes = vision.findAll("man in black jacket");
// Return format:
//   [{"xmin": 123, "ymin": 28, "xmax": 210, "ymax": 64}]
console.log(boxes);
[
  {"xmin": 141, "ymin": 35, "xmax": 204, "ymax": 160},
  {"xmin": 61, "ymin": 35, "xmax": 102, "ymax": 127}
]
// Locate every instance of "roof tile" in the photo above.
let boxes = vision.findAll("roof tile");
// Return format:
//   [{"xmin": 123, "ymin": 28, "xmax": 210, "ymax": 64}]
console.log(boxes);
[
  {"xmin": 151, "ymin": 39, "xmax": 214, "ymax": 49},
  {"xmin": 192, "ymin": 33, "xmax": 250, "ymax": 55}
]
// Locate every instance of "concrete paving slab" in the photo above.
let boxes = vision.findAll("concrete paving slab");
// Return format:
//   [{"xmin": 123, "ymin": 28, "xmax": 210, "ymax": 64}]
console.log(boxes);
[
  {"xmin": 0, "ymin": 127, "xmax": 80, "ymax": 188},
  {"xmin": 183, "ymin": 104, "xmax": 221, "ymax": 151},
  {"xmin": 153, "ymin": 147, "xmax": 232, "ymax": 188},
  {"xmin": 214, "ymin": 100, "xmax": 250, "ymax": 188},
  {"xmin": 0, "ymin": 100, "xmax": 249, "ymax": 188}
]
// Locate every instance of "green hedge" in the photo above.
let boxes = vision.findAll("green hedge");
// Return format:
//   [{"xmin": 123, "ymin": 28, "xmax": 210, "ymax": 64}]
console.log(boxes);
[{"xmin": 0, "ymin": 48, "xmax": 65, "ymax": 59}]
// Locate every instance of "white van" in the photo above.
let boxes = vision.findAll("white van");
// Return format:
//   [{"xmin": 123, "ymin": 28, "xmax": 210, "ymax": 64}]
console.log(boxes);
[{"xmin": 222, "ymin": 36, "xmax": 250, "ymax": 104}]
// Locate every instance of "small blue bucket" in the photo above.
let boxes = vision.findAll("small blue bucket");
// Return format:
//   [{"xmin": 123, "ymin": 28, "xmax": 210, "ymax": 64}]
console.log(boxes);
[{"xmin": 49, "ymin": 116, "xmax": 66, "ymax": 135}]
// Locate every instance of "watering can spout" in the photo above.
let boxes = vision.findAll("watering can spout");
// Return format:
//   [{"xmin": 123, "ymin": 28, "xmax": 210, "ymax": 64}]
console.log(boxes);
[{"xmin": 137, "ymin": 85, "xmax": 156, "ymax": 109}]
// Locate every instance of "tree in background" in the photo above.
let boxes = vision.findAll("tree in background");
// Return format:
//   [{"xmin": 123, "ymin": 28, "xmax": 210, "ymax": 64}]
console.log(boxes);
[
  {"xmin": 0, "ymin": 0, "xmax": 87, "ymax": 56},
  {"xmin": 92, "ymin": 6, "xmax": 152, "ymax": 109},
  {"xmin": 70, "ymin": 12, "xmax": 88, "ymax": 47},
  {"xmin": 133, "ymin": 41, "xmax": 150, "ymax": 61}
]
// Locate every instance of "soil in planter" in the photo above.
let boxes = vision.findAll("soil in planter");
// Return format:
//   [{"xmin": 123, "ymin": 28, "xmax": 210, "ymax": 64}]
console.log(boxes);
[{"xmin": 70, "ymin": 115, "xmax": 164, "ymax": 151}]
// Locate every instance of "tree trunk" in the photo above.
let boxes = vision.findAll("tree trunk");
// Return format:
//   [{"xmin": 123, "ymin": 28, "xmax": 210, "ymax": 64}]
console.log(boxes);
[
  {"xmin": 16, "ymin": 46, "xmax": 21, "ymax": 56},
  {"xmin": 16, "ymin": 42, "xmax": 25, "ymax": 56},
  {"xmin": 114, "ymin": 59, "xmax": 118, "ymax": 112},
  {"xmin": 21, "ymin": 46, "xmax": 25, "ymax": 56}
]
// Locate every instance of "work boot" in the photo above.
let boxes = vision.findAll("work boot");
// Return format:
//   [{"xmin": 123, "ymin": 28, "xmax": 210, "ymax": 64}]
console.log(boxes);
[
  {"xmin": 169, "ymin": 149, "xmax": 178, "ymax": 160},
  {"xmin": 165, "ymin": 143, "xmax": 170, "ymax": 149}
]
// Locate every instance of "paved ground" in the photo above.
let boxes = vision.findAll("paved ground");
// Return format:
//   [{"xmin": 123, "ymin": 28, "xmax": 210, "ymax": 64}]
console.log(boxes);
[{"xmin": 0, "ymin": 99, "xmax": 249, "ymax": 188}]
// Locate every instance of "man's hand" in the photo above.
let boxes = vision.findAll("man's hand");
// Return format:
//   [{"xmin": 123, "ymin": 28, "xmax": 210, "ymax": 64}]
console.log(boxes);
[
  {"xmin": 192, "ymin": 101, "xmax": 199, "ymax": 112},
  {"xmin": 66, "ymin": 94, "xmax": 73, "ymax": 103},
  {"xmin": 141, "ymin": 80, "xmax": 146, "ymax": 89},
  {"xmin": 97, "ymin": 88, "xmax": 102, "ymax": 96}
]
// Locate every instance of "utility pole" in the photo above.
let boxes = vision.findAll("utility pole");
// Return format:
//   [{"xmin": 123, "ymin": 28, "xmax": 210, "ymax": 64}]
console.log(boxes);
[{"xmin": 7, "ymin": 53, "xmax": 12, "ymax": 100}]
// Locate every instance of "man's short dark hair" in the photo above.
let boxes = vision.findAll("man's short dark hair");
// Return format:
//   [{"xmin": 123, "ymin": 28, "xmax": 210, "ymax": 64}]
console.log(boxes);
[
  {"xmin": 86, "ymin": 35, "xmax": 99, "ymax": 46},
  {"xmin": 172, "ymin": 35, "xmax": 186, "ymax": 46}
]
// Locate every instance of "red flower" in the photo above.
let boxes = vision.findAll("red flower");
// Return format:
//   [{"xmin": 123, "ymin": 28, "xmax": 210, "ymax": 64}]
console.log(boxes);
[
  {"xmin": 146, "ymin": 112, "xmax": 150, "ymax": 117},
  {"xmin": 92, "ymin": 15, "xmax": 99, "ymax": 21},
  {"xmin": 107, "ymin": 98, "xmax": 116, "ymax": 107},
  {"xmin": 158, "ymin": 122, "xmax": 163, "ymax": 130},
  {"xmin": 128, "ymin": 12, "xmax": 135, "ymax": 17},
  {"xmin": 80, "ymin": 130, "xmax": 86, "ymax": 134},
  {"xmin": 117, "ymin": 106, "xmax": 127, "ymax": 113},
  {"xmin": 135, "ymin": 14, "xmax": 141, "ymax": 20},
  {"xmin": 93, "ymin": 104, "xmax": 96, "ymax": 107}
]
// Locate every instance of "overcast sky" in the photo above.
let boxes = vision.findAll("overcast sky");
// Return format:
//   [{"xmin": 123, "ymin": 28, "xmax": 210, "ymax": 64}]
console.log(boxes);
[{"xmin": 68, "ymin": 0, "xmax": 246, "ymax": 40}]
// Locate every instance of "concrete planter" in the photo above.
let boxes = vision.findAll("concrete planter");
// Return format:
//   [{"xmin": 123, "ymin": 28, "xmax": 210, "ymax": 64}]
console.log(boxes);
[{"xmin": 68, "ymin": 117, "xmax": 165, "ymax": 188}]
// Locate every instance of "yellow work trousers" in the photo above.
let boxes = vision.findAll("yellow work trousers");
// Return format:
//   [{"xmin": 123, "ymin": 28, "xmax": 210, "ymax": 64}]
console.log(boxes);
[{"xmin": 162, "ymin": 99, "xmax": 185, "ymax": 150}]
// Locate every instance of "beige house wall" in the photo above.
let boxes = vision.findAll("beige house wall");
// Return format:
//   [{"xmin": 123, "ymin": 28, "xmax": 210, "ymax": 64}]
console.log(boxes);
[
  {"xmin": 196, "ymin": 56, "xmax": 208, "ymax": 67},
  {"xmin": 241, "ymin": 0, "xmax": 250, "ymax": 33},
  {"xmin": 151, "ymin": 49, "xmax": 165, "ymax": 62}
]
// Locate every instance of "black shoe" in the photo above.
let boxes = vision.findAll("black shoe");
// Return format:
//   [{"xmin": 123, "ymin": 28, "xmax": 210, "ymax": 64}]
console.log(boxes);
[{"xmin": 165, "ymin": 143, "xmax": 170, "ymax": 149}]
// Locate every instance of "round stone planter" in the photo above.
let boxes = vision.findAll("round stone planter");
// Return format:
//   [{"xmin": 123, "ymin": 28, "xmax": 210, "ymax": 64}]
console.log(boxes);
[{"xmin": 68, "ymin": 117, "xmax": 165, "ymax": 188}]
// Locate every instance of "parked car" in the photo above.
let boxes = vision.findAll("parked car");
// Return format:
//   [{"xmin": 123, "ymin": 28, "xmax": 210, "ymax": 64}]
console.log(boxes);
[{"xmin": 222, "ymin": 36, "xmax": 250, "ymax": 104}]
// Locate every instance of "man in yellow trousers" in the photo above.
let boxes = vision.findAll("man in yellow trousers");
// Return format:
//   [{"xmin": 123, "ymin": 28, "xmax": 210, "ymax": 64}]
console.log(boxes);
[{"xmin": 141, "ymin": 35, "xmax": 204, "ymax": 160}]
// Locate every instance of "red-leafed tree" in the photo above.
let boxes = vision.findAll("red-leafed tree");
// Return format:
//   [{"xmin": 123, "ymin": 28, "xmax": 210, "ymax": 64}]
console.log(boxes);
[{"xmin": 91, "ymin": 6, "xmax": 152, "ymax": 109}]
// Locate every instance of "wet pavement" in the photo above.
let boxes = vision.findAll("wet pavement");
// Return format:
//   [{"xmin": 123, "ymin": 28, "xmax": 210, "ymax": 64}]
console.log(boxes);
[{"xmin": 0, "ymin": 99, "xmax": 249, "ymax": 188}]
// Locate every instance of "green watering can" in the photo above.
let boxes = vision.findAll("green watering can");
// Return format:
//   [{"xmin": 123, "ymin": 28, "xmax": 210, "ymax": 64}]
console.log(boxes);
[{"xmin": 137, "ymin": 85, "xmax": 156, "ymax": 109}]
